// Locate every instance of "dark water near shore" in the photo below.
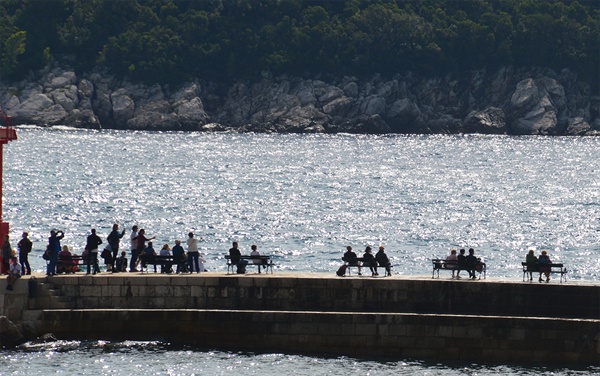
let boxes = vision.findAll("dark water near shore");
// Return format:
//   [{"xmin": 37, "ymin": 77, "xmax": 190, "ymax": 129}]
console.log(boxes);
[
  {"xmin": 1, "ymin": 340, "xmax": 597, "ymax": 375},
  {"xmin": 2, "ymin": 127, "xmax": 600, "ymax": 373}
]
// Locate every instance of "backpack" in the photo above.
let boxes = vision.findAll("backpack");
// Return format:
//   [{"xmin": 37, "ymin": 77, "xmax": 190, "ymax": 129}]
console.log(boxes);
[{"xmin": 336, "ymin": 264, "xmax": 347, "ymax": 277}]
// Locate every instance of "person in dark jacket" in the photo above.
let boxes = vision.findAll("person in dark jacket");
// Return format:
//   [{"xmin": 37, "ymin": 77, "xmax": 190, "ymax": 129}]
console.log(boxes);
[
  {"xmin": 85, "ymin": 228, "xmax": 102, "ymax": 275},
  {"xmin": 363, "ymin": 246, "xmax": 377, "ymax": 276},
  {"xmin": 375, "ymin": 246, "xmax": 392, "ymax": 276}
]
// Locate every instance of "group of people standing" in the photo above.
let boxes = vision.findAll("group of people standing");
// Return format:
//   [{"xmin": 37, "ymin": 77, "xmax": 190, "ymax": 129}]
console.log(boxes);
[
  {"xmin": 41, "ymin": 225, "xmax": 208, "ymax": 276},
  {"xmin": 340, "ymin": 245, "xmax": 392, "ymax": 277}
]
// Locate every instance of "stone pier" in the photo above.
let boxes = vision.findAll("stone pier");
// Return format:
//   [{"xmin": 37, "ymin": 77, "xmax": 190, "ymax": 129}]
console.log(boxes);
[{"xmin": 1, "ymin": 273, "xmax": 599, "ymax": 365}]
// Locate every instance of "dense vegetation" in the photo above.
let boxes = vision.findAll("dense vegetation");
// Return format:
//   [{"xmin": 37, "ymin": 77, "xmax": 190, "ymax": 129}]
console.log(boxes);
[{"xmin": 0, "ymin": 0, "xmax": 598, "ymax": 90}]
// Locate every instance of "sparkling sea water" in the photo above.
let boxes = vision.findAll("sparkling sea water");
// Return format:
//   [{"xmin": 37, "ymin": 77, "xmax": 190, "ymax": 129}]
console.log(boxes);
[{"xmin": 2, "ymin": 127, "xmax": 600, "ymax": 374}]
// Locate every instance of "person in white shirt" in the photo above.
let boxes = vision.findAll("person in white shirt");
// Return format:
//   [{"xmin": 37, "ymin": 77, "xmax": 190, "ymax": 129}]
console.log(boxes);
[
  {"xmin": 129, "ymin": 225, "xmax": 139, "ymax": 272},
  {"xmin": 250, "ymin": 244, "xmax": 266, "ymax": 274},
  {"xmin": 6, "ymin": 256, "xmax": 21, "ymax": 291},
  {"xmin": 186, "ymin": 232, "xmax": 202, "ymax": 273},
  {"xmin": 159, "ymin": 244, "xmax": 172, "ymax": 273}
]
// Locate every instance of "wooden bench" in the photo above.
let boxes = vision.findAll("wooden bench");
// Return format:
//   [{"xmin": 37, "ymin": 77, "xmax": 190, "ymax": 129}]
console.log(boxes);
[
  {"xmin": 432, "ymin": 259, "xmax": 486, "ymax": 279},
  {"xmin": 57, "ymin": 255, "xmax": 87, "ymax": 273},
  {"xmin": 140, "ymin": 255, "xmax": 177, "ymax": 273},
  {"xmin": 521, "ymin": 262, "xmax": 567, "ymax": 283},
  {"xmin": 225, "ymin": 255, "xmax": 274, "ymax": 274},
  {"xmin": 342, "ymin": 257, "xmax": 393, "ymax": 276}
]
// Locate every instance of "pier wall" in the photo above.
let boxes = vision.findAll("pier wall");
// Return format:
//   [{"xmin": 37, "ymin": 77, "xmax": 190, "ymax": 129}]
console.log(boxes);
[
  {"xmin": 1, "ymin": 274, "xmax": 599, "ymax": 365},
  {"xmin": 31, "ymin": 274, "xmax": 600, "ymax": 318}
]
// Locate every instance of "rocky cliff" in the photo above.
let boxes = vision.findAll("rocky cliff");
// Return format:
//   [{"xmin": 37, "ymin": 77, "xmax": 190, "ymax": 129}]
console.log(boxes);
[{"xmin": 1, "ymin": 65, "xmax": 598, "ymax": 135}]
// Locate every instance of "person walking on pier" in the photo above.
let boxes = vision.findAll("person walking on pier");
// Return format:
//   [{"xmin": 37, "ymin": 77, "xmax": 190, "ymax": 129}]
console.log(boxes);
[
  {"xmin": 107, "ymin": 224, "xmax": 126, "ymax": 272},
  {"xmin": 47, "ymin": 230, "xmax": 64, "ymax": 276},
  {"xmin": 17, "ymin": 232, "xmax": 32, "ymax": 275},
  {"xmin": 129, "ymin": 225, "xmax": 139, "ymax": 272},
  {"xmin": 85, "ymin": 229, "xmax": 102, "ymax": 275}
]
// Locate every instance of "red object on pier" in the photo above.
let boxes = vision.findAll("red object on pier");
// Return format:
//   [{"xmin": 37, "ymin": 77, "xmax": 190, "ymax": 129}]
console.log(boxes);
[{"xmin": 0, "ymin": 112, "xmax": 17, "ymax": 253}]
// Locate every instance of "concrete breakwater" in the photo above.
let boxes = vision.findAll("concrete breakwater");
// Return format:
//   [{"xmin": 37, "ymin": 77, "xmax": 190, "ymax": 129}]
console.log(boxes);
[{"xmin": 1, "ymin": 273, "xmax": 599, "ymax": 365}]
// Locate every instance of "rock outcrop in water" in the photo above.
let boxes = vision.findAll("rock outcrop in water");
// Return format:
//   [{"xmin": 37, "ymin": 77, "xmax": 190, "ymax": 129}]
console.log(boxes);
[{"xmin": 1, "ymin": 65, "xmax": 598, "ymax": 135}]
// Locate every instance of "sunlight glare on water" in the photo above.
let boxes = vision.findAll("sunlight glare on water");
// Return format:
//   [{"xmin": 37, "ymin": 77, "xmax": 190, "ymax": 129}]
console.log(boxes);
[{"xmin": 4, "ymin": 128, "xmax": 600, "ymax": 279}]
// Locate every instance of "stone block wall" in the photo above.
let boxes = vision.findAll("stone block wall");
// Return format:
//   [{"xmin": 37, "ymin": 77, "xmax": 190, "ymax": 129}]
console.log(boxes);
[
  {"xmin": 44, "ymin": 275, "xmax": 600, "ymax": 319},
  {"xmin": 40, "ymin": 309, "xmax": 600, "ymax": 365}
]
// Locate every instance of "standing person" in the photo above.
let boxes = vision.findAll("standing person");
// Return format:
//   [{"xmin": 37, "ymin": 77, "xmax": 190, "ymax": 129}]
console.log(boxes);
[
  {"xmin": 85, "ymin": 229, "xmax": 102, "ymax": 275},
  {"xmin": 17, "ymin": 232, "xmax": 32, "ymax": 275},
  {"xmin": 134, "ymin": 229, "xmax": 155, "ymax": 271},
  {"xmin": 129, "ymin": 225, "xmax": 139, "ymax": 272},
  {"xmin": 186, "ymin": 232, "xmax": 202, "ymax": 273},
  {"xmin": 172, "ymin": 240, "xmax": 186, "ymax": 273},
  {"xmin": 107, "ymin": 224, "xmax": 126, "ymax": 272},
  {"xmin": 2, "ymin": 234, "xmax": 12, "ymax": 274},
  {"xmin": 229, "ymin": 241, "xmax": 247, "ymax": 274},
  {"xmin": 375, "ymin": 246, "xmax": 392, "ymax": 277},
  {"xmin": 47, "ymin": 230, "xmax": 64, "ymax": 276}
]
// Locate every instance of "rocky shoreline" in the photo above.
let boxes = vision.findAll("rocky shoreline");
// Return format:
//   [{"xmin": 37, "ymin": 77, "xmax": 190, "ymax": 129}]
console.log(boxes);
[{"xmin": 1, "ymin": 65, "xmax": 598, "ymax": 135}]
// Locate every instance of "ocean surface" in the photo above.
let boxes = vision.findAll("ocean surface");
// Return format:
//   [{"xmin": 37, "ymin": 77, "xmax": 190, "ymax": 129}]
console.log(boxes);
[{"xmin": 2, "ymin": 127, "xmax": 600, "ymax": 374}]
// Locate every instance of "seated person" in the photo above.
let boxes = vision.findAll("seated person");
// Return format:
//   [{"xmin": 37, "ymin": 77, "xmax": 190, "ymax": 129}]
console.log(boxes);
[
  {"xmin": 375, "ymin": 246, "xmax": 392, "ymax": 277},
  {"xmin": 6, "ymin": 256, "xmax": 21, "ymax": 291},
  {"xmin": 445, "ymin": 249, "xmax": 458, "ymax": 278},
  {"xmin": 362, "ymin": 246, "xmax": 377, "ymax": 276},
  {"xmin": 172, "ymin": 240, "xmax": 187, "ymax": 273},
  {"xmin": 58, "ymin": 245, "xmax": 77, "ymax": 273},
  {"xmin": 250, "ymin": 244, "xmax": 268, "ymax": 273},
  {"xmin": 140, "ymin": 242, "xmax": 157, "ymax": 272},
  {"xmin": 525, "ymin": 249, "xmax": 538, "ymax": 281},
  {"xmin": 115, "ymin": 251, "xmax": 128, "ymax": 273},
  {"xmin": 456, "ymin": 248, "xmax": 467, "ymax": 279},
  {"xmin": 465, "ymin": 248, "xmax": 479, "ymax": 279},
  {"xmin": 159, "ymin": 243, "xmax": 172, "ymax": 273},
  {"xmin": 538, "ymin": 250, "xmax": 552, "ymax": 283},
  {"xmin": 342, "ymin": 246, "xmax": 360, "ymax": 275},
  {"xmin": 229, "ymin": 242, "xmax": 248, "ymax": 274}
]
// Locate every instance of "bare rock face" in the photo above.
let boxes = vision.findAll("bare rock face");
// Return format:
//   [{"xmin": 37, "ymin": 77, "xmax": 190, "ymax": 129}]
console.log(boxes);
[
  {"xmin": 508, "ymin": 77, "xmax": 566, "ymax": 135},
  {"xmin": 464, "ymin": 107, "xmax": 506, "ymax": 134},
  {"xmin": 0, "ymin": 65, "xmax": 597, "ymax": 135},
  {"xmin": 0, "ymin": 316, "xmax": 24, "ymax": 348}
]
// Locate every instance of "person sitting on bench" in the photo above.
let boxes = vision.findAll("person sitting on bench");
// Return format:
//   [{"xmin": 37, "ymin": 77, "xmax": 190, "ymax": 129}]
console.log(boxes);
[
  {"xmin": 229, "ymin": 242, "xmax": 248, "ymax": 274},
  {"xmin": 375, "ymin": 246, "xmax": 392, "ymax": 276},
  {"xmin": 342, "ymin": 246, "xmax": 360, "ymax": 275}
]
